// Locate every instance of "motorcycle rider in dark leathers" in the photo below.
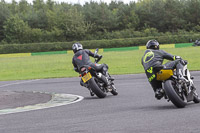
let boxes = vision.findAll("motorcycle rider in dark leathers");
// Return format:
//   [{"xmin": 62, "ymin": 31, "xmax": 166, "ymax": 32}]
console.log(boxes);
[
  {"xmin": 141, "ymin": 40, "xmax": 187, "ymax": 100},
  {"xmin": 72, "ymin": 42, "xmax": 112, "ymax": 95}
]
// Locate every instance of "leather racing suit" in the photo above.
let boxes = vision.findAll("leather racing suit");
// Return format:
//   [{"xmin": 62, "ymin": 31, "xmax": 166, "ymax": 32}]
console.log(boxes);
[
  {"xmin": 72, "ymin": 49, "xmax": 109, "ymax": 87},
  {"xmin": 141, "ymin": 49, "xmax": 184, "ymax": 92},
  {"xmin": 72, "ymin": 49, "xmax": 107, "ymax": 74}
]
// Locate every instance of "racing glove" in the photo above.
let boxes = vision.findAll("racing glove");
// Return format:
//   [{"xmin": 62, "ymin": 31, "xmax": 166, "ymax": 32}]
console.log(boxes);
[
  {"xmin": 94, "ymin": 54, "xmax": 102, "ymax": 59},
  {"xmin": 175, "ymin": 56, "xmax": 187, "ymax": 65},
  {"xmin": 175, "ymin": 56, "xmax": 182, "ymax": 60}
]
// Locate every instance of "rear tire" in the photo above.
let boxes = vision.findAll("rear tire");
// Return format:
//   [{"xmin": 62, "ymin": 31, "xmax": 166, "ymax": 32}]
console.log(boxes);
[
  {"xmin": 164, "ymin": 80, "xmax": 187, "ymax": 108},
  {"xmin": 88, "ymin": 78, "xmax": 106, "ymax": 98}
]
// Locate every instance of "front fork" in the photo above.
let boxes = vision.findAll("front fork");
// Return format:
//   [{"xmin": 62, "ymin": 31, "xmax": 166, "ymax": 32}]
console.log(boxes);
[{"xmin": 96, "ymin": 73, "xmax": 109, "ymax": 86}]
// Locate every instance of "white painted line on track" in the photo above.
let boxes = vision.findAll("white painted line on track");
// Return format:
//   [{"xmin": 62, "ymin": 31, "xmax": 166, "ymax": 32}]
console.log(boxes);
[
  {"xmin": 0, "ymin": 92, "xmax": 84, "ymax": 115},
  {"xmin": 0, "ymin": 79, "xmax": 84, "ymax": 115},
  {"xmin": 0, "ymin": 79, "xmax": 40, "ymax": 88}
]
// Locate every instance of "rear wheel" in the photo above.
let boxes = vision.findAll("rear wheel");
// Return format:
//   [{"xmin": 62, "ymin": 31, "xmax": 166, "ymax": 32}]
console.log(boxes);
[
  {"xmin": 88, "ymin": 77, "xmax": 106, "ymax": 98},
  {"xmin": 164, "ymin": 80, "xmax": 187, "ymax": 108}
]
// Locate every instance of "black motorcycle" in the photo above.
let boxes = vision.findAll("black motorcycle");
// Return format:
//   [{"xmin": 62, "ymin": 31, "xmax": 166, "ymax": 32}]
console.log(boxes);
[
  {"xmin": 79, "ymin": 48, "xmax": 118, "ymax": 98},
  {"xmin": 193, "ymin": 39, "xmax": 200, "ymax": 46},
  {"xmin": 157, "ymin": 60, "xmax": 200, "ymax": 108}
]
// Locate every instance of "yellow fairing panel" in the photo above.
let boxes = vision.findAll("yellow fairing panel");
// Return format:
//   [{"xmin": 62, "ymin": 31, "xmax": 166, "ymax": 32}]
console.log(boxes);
[{"xmin": 156, "ymin": 69, "xmax": 173, "ymax": 81}]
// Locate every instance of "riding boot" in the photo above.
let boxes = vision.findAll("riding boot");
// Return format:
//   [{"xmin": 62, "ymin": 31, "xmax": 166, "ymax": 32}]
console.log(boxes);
[
  {"xmin": 80, "ymin": 80, "xmax": 88, "ymax": 88},
  {"xmin": 155, "ymin": 88, "xmax": 164, "ymax": 100},
  {"xmin": 80, "ymin": 80, "xmax": 94, "ymax": 96},
  {"xmin": 102, "ymin": 64, "xmax": 110, "ymax": 78},
  {"xmin": 88, "ymin": 88, "xmax": 94, "ymax": 96}
]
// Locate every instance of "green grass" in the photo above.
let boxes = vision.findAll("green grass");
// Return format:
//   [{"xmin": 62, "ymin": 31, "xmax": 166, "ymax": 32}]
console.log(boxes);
[{"xmin": 0, "ymin": 46, "xmax": 200, "ymax": 81}]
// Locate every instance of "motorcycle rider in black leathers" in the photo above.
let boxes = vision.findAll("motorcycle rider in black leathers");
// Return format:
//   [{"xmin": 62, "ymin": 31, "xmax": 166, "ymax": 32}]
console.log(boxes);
[
  {"xmin": 72, "ymin": 42, "xmax": 112, "ymax": 95},
  {"xmin": 141, "ymin": 40, "xmax": 187, "ymax": 100}
]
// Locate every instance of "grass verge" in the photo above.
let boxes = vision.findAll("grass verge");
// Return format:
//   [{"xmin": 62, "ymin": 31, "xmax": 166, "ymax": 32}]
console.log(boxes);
[{"xmin": 0, "ymin": 46, "xmax": 199, "ymax": 81}]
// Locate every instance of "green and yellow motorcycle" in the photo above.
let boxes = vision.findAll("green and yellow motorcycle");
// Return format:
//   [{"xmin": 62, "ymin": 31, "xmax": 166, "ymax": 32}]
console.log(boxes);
[{"xmin": 157, "ymin": 61, "xmax": 200, "ymax": 108}]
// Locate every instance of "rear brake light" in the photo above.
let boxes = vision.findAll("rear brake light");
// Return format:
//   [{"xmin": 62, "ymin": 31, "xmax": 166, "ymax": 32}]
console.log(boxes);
[
  {"xmin": 81, "ymin": 67, "xmax": 86, "ymax": 72},
  {"xmin": 88, "ymin": 67, "xmax": 92, "ymax": 70}
]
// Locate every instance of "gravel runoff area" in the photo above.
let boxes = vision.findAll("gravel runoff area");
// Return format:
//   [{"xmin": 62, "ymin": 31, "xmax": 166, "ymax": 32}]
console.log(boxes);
[{"xmin": 0, "ymin": 91, "xmax": 52, "ymax": 110}]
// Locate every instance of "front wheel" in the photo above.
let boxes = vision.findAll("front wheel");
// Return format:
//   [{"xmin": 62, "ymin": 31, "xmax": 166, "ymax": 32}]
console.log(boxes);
[
  {"xmin": 193, "ymin": 95, "xmax": 200, "ymax": 103},
  {"xmin": 191, "ymin": 85, "xmax": 200, "ymax": 103},
  {"xmin": 110, "ymin": 84, "xmax": 118, "ymax": 95},
  {"xmin": 193, "ymin": 91, "xmax": 200, "ymax": 103},
  {"xmin": 164, "ymin": 80, "xmax": 187, "ymax": 108},
  {"xmin": 88, "ymin": 77, "xmax": 106, "ymax": 98}
]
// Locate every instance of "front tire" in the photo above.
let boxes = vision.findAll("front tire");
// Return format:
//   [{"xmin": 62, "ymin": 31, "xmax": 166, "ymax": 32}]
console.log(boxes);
[
  {"xmin": 193, "ymin": 92, "xmax": 200, "ymax": 103},
  {"xmin": 88, "ymin": 77, "xmax": 106, "ymax": 98},
  {"xmin": 191, "ymin": 85, "xmax": 200, "ymax": 103},
  {"xmin": 193, "ymin": 95, "xmax": 200, "ymax": 103},
  {"xmin": 164, "ymin": 80, "xmax": 187, "ymax": 108},
  {"xmin": 110, "ymin": 84, "xmax": 118, "ymax": 95}
]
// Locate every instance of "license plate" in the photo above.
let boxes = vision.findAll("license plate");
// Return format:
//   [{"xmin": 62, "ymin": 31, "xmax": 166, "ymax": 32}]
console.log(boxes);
[{"xmin": 82, "ymin": 72, "xmax": 92, "ymax": 83}]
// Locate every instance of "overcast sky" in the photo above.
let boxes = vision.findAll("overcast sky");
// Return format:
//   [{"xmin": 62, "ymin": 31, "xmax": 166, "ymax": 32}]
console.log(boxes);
[{"xmin": 5, "ymin": 0, "xmax": 137, "ymax": 5}]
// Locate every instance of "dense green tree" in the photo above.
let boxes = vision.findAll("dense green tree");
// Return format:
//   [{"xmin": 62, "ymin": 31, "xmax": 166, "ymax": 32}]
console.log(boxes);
[
  {"xmin": 135, "ymin": 0, "xmax": 165, "ymax": 31},
  {"xmin": 57, "ymin": 7, "xmax": 92, "ymax": 40},
  {"xmin": 3, "ymin": 15, "xmax": 31, "ymax": 43},
  {"xmin": 0, "ymin": 2, "xmax": 10, "ymax": 42},
  {"xmin": 163, "ymin": 0, "xmax": 186, "ymax": 32},
  {"xmin": 117, "ymin": 4, "xmax": 139, "ymax": 29},
  {"xmin": 19, "ymin": 0, "xmax": 30, "ymax": 13},
  {"xmin": 46, "ymin": 0, "xmax": 55, "ymax": 10},
  {"xmin": 1, "ymin": 0, "xmax": 200, "ymax": 44},
  {"xmin": 8, "ymin": 0, "xmax": 18, "ymax": 15},
  {"xmin": 83, "ymin": 2, "xmax": 118, "ymax": 32},
  {"xmin": 184, "ymin": 0, "xmax": 200, "ymax": 30}
]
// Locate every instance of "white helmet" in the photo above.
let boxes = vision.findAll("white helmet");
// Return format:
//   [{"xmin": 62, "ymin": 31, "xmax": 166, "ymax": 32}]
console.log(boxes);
[{"xmin": 72, "ymin": 42, "xmax": 83, "ymax": 53}]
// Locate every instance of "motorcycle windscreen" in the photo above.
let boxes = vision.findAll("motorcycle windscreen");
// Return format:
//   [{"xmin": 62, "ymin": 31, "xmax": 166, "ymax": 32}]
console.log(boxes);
[
  {"xmin": 156, "ymin": 69, "xmax": 173, "ymax": 81},
  {"xmin": 82, "ymin": 72, "xmax": 92, "ymax": 83}
]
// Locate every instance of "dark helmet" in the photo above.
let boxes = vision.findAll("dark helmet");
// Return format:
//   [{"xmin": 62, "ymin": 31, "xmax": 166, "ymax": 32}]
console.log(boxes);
[
  {"xmin": 146, "ymin": 40, "xmax": 159, "ymax": 50},
  {"xmin": 72, "ymin": 42, "xmax": 83, "ymax": 53}
]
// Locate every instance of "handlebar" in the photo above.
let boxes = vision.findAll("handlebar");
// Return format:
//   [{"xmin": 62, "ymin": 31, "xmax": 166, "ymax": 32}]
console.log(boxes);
[
  {"xmin": 95, "ymin": 55, "xmax": 102, "ymax": 63},
  {"xmin": 94, "ymin": 48, "xmax": 99, "ymax": 55},
  {"xmin": 94, "ymin": 48, "xmax": 102, "ymax": 63}
]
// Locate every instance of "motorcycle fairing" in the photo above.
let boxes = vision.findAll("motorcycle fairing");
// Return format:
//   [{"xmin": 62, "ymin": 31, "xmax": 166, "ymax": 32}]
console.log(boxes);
[{"xmin": 157, "ymin": 69, "xmax": 173, "ymax": 81}]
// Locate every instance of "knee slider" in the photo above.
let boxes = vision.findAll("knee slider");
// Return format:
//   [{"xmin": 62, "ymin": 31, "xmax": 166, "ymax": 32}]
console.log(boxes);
[{"xmin": 103, "ymin": 64, "xmax": 108, "ymax": 71}]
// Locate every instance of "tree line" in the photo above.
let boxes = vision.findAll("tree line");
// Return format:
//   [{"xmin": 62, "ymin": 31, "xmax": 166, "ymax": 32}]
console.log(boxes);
[{"xmin": 0, "ymin": 0, "xmax": 200, "ymax": 44}]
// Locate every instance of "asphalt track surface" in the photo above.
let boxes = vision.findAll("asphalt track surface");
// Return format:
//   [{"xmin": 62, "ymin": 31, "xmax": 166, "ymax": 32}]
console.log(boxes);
[{"xmin": 0, "ymin": 72, "xmax": 200, "ymax": 133}]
